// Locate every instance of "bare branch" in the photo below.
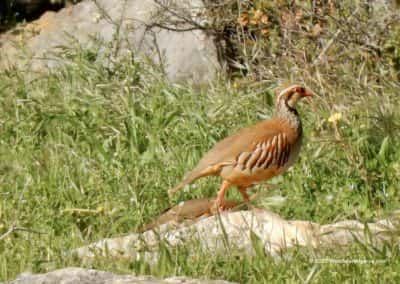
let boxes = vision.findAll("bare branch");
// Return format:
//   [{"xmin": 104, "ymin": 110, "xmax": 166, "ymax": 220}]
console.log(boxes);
[
  {"xmin": 0, "ymin": 223, "xmax": 16, "ymax": 241},
  {"xmin": 0, "ymin": 223, "xmax": 47, "ymax": 242}
]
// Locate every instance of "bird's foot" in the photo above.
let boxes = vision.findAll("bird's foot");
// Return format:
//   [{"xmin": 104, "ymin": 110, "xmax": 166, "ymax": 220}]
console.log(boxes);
[
  {"xmin": 211, "ymin": 198, "xmax": 229, "ymax": 214},
  {"xmin": 238, "ymin": 187, "xmax": 252, "ymax": 209}
]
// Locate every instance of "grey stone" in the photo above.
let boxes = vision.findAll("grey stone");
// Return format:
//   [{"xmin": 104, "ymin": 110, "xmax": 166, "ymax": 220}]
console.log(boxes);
[
  {"xmin": 0, "ymin": 0, "xmax": 220, "ymax": 83},
  {"xmin": 11, "ymin": 267, "xmax": 236, "ymax": 284},
  {"xmin": 73, "ymin": 208, "xmax": 400, "ymax": 262}
]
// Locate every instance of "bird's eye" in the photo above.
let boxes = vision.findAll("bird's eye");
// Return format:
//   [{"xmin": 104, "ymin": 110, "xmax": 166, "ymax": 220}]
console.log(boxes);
[{"xmin": 299, "ymin": 87, "xmax": 305, "ymax": 93}]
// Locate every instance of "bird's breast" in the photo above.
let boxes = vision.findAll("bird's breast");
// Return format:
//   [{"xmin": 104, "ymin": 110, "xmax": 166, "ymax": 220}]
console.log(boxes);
[
  {"xmin": 220, "ymin": 165, "xmax": 284, "ymax": 187},
  {"xmin": 284, "ymin": 133, "xmax": 302, "ymax": 169}
]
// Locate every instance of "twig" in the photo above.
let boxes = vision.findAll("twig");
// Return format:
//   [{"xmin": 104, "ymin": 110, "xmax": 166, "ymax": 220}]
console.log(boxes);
[
  {"xmin": 0, "ymin": 224, "xmax": 46, "ymax": 241},
  {"xmin": 313, "ymin": 28, "xmax": 342, "ymax": 64},
  {"xmin": 149, "ymin": 30, "xmax": 166, "ymax": 76},
  {"xmin": 145, "ymin": 22, "xmax": 204, "ymax": 32},
  {"xmin": 92, "ymin": 0, "xmax": 116, "ymax": 25},
  {"xmin": 14, "ymin": 227, "xmax": 47, "ymax": 235},
  {"xmin": 152, "ymin": 0, "xmax": 207, "ymax": 31},
  {"xmin": 0, "ymin": 223, "xmax": 16, "ymax": 241},
  {"xmin": 62, "ymin": 208, "xmax": 103, "ymax": 214}
]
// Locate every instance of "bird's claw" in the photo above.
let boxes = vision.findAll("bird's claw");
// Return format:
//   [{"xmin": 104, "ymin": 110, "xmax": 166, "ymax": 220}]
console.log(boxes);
[{"xmin": 211, "ymin": 200, "xmax": 228, "ymax": 214}]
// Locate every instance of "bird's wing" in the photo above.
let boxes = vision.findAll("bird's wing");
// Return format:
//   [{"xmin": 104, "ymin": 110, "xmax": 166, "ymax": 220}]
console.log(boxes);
[{"xmin": 193, "ymin": 118, "xmax": 296, "ymax": 173}]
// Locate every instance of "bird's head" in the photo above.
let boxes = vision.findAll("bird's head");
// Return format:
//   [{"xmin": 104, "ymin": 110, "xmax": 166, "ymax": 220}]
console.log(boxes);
[{"xmin": 276, "ymin": 84, "xmax": 313, "ymax": 110}]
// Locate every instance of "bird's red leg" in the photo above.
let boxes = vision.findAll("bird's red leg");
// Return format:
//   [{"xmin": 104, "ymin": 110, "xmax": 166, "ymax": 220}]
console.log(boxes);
[
  {"xmin": 215, "ymin": 180, "xmax": 231, "ymax": 211},
  {"xmin": 239, "ymin": 186, "xmax": 258, "ymax": 210},
  {"xmin": 238, "ymin": 186, "xmax": 250, "ymax": 203}
]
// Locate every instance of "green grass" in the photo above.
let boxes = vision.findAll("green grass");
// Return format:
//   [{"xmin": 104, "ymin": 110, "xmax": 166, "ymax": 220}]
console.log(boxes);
[
  {"xmin": 0, "ymin": 50, "xmax": 399, "ymax": 283},
  {"xmin": 1, "ymin": 5, "xmax": 400, "ymax": 281}
]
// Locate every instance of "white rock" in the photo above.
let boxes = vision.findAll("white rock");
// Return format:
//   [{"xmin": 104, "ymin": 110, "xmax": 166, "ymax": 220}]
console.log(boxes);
[
  {"xmin": 0, "ymin": 0, "xmax": 220, "ymax": 83},
  {"xmin": 73, "ymin": 209, "xmax": 400, "ymax": 263},
  {"xmin": 11, "ymin": 267, "xmax": 235, "ymax": 284}
]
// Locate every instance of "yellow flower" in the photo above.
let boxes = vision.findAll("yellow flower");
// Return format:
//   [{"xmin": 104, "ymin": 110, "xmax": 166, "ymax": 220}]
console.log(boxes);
[
  {"xmin": 253, "ymin": 9, "xmax": 263, "ymax": 21},
  {"xmin": 250, "ymin": 9, "xmax": 264, "ymax": 25},
  {"xmin": 238, "ymin": 12, "xmax": 249, "ymax": 27},
  {"xmin": 260, "ymin": 14, "xmax": 269, "ymax": 25},
  {"xmin": 328, "ymin": 112, "xmax": 342, "ymax": 123},
  {"xmin": 261, "ymin": 28, "xmax": 269, "ymax": 36}
]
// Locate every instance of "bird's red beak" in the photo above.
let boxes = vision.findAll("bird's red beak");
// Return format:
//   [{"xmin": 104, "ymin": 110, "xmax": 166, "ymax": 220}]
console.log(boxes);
[{"xmin": 302, "ymin": 89, "xmax": 314, "ymax": 97}]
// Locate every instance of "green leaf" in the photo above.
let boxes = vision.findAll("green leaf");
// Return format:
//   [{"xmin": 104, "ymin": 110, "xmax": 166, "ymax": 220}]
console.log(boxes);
[{"xmin": 378, "ymin": 136, "xmax": 390, "ymax": 160}]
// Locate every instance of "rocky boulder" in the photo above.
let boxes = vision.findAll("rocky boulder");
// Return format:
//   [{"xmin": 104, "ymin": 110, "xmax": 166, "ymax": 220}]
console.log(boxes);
[
  {"xmin": 11, "ymin": 267, "xmax": 235, "ymax": 284},
  {"xmin": 0, "ymin": 0, "xmax": 220, "ymax": 83},
  {"xmin": 73, "ymin": 198, "xmax": 400, "ymax": 262}
]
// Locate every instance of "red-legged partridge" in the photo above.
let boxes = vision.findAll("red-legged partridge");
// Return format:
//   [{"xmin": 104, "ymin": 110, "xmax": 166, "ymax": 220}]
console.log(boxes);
[{"xmin": 169, "ymin": 84, "xmax": 313, "ymax": 209}]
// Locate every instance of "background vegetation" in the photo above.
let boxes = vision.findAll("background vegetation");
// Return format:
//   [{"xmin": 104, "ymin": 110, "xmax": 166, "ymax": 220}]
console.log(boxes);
[{"xmin": 1, "ymin": 0, "xmax": 400, "ymax": 282}]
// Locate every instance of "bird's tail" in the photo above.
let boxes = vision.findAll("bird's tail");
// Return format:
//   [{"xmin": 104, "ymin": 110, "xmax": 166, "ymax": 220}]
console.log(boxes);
[
  {"xmin": 168, "ymin": 171, "xmax": 199, "ymax": 196},
  {"xmin": 168, "ymin": 164, "xmax": 222, "ymax": 197}
]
